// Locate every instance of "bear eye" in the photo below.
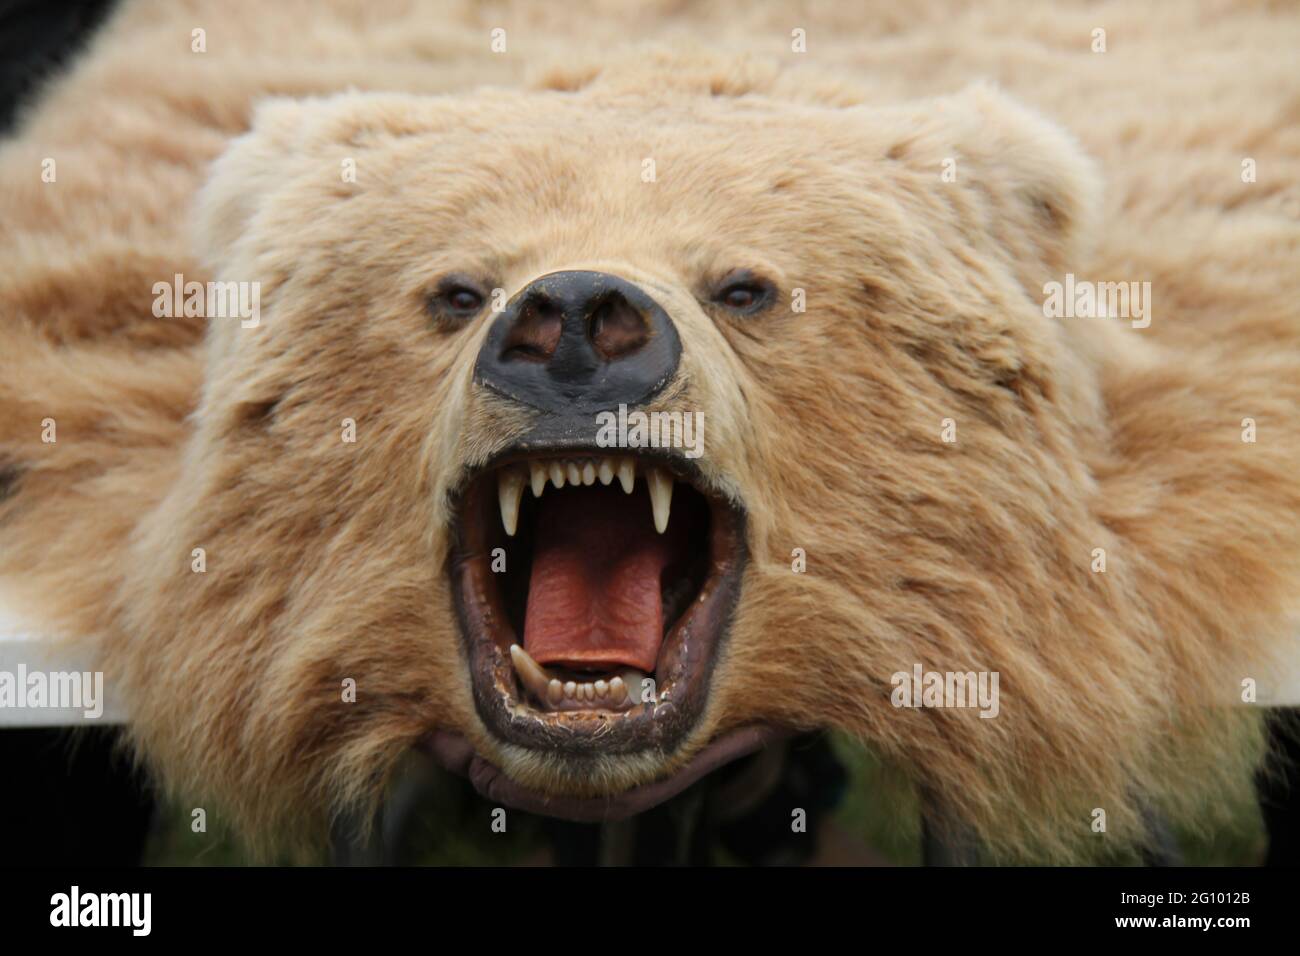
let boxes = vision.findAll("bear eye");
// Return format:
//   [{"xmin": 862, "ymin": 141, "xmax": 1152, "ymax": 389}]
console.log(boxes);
[
  {"xmin": 448, "ymin": 288, "xmax": 483, "ymax": 312},
  {"xmin": 428, "ymin": 277, "xmax": 488, "ymax": 325},
  {"xmin": 710, "ymin": 272, "xmax": 775, "ymax": 315}
]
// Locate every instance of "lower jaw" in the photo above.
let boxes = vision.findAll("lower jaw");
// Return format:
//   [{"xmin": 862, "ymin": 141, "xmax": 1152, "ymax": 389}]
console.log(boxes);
[{"xmin": 422, "ymin": 723, "xmax": 792, "ymax": 823}]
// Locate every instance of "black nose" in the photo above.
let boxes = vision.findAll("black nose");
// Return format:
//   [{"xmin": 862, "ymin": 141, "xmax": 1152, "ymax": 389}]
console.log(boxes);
[{"xmin": 473, "ymin": 271, "xmax": 681, "ymax": 414}]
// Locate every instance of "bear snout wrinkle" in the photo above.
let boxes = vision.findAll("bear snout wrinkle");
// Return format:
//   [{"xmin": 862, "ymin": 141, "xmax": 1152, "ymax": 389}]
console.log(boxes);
[{"xmin": 474, "ymin": 270, "xmax": 682, "ymax": 414}]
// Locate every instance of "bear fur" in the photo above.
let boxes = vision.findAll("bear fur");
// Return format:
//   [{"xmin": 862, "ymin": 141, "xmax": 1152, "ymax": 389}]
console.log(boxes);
[{"xmin": 1, "ymin": 0, "xmax": 1299, "ymax": 862}]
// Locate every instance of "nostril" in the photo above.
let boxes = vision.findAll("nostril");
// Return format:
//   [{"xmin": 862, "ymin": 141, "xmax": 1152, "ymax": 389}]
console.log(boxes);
[
  {"xmin": 502, "ymin": 295, "xmax": 564, "ymax": 362},
  {"xmin": 589, "ymin": 293, "xmax": 650, "ymax": 360},
  {"xmin": 533, "ymin": 297, "xmax": 563, "ymax": 321}
]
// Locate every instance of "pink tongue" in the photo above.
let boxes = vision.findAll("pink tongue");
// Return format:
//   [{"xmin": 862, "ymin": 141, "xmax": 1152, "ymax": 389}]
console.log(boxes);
[{"xmin": 523, "ymin": 487, "xmax": 678, "ymax": 672}]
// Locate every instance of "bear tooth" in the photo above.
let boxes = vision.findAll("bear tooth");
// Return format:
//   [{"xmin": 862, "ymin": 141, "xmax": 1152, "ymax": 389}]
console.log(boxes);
[
  {"xmin": 646, "ymin": 468, "xmax": 673, "ymax": 534},
  {"xmin": 530, "ymin": 462, "xmax": 547, "ymax": 498},
  {"xmin": 581, "ymin": 461, "xmax": 596, "ymax": 485},
  {"xmin": 566, "ymin": 461, "xmax": 582, "ymax": 485},
  {"xmin": 508, "ymin": 643, "xmax": 554, "ymax": 697},
  {"xmin": 595, "ymin": 679, "xmax": 609, "ymax": 698},
  {"xmin": 498, "ymin": 470, "xmax": 525, "ymax": 536},
  {"xmin": 549, "ymin": 462, "xmax": 566, "ymax": 489},
  {"xmin": 598, "ymin": 459, "xmax": 614, "ymax": 485},
  {"xmin": 564, "ymin": 681, "xmax": 577, "ymax": 699},
  {"xmin": 608, "ymin": 676, "xmax": 625, "ymax": 701},
  {"xmin": 547, "ymin": 679, "xmax": 563, "ymax": 704},
  {"xmin": 618, "ymin": 668, "xmax": 645, "ymax": 705},
  {"xmin": 583, "ymin": 682, "xmax": 596, "ymax": 701},
  {"xmin": 617, "ymin": 458, "xmax": 636, "ymax": 494}
]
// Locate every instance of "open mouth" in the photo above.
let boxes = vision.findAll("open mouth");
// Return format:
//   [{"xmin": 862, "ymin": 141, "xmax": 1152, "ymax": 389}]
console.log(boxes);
[{"xmin": 448, "ymin": 445, "xmax": 747, "ymax": 763}]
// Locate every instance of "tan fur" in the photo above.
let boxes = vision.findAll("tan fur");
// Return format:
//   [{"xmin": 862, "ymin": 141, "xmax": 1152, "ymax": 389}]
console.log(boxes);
[{"xmin": 2, "ymin": 0, "xmax": 1298, "ymax": 861}]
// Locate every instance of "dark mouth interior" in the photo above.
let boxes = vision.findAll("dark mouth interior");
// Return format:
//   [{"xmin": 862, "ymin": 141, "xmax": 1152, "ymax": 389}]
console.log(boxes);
[{"xmin": 458, "ymin": 455, "xmax": 719, "ymax": 716}]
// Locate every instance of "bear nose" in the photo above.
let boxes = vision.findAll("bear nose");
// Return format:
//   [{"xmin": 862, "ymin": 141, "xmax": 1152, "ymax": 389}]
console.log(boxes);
[{"xmin": 474, "ymin": 271, "xmax": 682, "ymax": 414}]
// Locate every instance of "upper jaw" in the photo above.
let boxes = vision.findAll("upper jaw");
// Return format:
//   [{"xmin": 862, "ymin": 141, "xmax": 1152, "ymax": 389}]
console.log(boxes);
[{"xmin": 446, "ymin": 435, "xmax": 747, "ymax": 768}]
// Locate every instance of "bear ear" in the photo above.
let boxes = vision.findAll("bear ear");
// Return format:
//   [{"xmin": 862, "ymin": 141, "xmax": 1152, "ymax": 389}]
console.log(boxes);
[
  {"xmin": 892, "ymin": 83, "xmax": 1101, "ymax": 287},
  {"xmin": 194, "ymin": 97, "xmax": 311, "ymax": 278},
  {"xmin": 195, "ymin": 92, "xmax": 460, "ymax": 281}
]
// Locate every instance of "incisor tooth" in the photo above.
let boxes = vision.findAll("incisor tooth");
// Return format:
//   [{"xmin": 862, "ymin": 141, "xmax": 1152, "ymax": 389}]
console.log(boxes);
[
  {"xmin": 581, "ymin": 461, "xmax": 596, "ymax": 485},
  {"xmin": 598, "ymin": 459, "xmax": 614, "ymax": 485},
  {"xmin": 646, "ymin": 468, "xmax": 673, "ymax": 534},
  {"xmin": 549, "ymin": 462, "xmax": 566, "ymax": 489},
  {"xmin": 508, "ymin": 641, "xmax": 643, "ymax": 713},
  {"xmin": 617, "ymin": 458, "xmax": 635, "ymax": 494},
  {"xmin": 530, "ymin": 462, "xmax": 547, "ymax": 498},
  {"xmin": 498, "ymin": 470, "xmax": 525, "ymax": 536},
  {"xmin": 566, "ymin": 461, "xmax": 582, "ymax": 485}
]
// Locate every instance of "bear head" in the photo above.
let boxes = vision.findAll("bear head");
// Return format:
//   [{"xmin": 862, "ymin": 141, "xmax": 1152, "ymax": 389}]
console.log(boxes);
[{"xmin": 109, "ymin": 59, "xmax": 1260, "ymax": 860}]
